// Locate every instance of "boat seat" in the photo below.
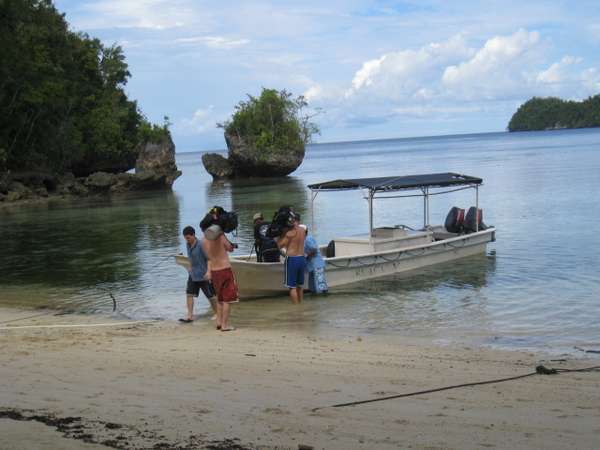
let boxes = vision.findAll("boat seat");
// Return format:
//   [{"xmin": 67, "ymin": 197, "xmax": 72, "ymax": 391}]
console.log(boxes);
[
  {"xmin": 427, "ymin": 225, "xmax": 460, "ymax": 241},
  {"xmin": 433, "ymin": 230, "xmax": 460, "ymax": 240}
]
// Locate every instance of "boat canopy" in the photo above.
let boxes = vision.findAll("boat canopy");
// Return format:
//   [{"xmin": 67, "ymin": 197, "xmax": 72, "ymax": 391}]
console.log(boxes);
[
  {"xmin": 307, "ymin": 172, "xmax": 484, "ymax": 236},
  {"xmin": 307, "ymin": 172, "xmax": 482, "ymax": 193}
]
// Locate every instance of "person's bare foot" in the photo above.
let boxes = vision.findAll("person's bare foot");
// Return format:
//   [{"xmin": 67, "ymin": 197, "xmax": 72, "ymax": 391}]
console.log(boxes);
[
  {"xmin": 221, "ymin": 326, "xmax": 236, "ymax": 332},
  {"xmin": 210, "ymin": 314, "xmax": 217, "ymax": 321}
]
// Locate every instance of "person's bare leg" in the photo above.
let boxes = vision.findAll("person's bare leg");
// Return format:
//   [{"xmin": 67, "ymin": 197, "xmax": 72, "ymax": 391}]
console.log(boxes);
[
  {"xmin": 289, "ymin": 288, "xmax": 299, "ymax": 304},
  {"xmin": 186, "ymin": 295, "xmax": 194, "ymax": 320},
  {"xmin": 216, "ymin": 302, "xmax": 223, "ymax": 329},
  {"xmin": 296, "ymin": 286, "xmax": 303, "ymax": 303},
  {"xmin": 208, "ymin": 297, "xmax": 217, "ymax": 319},
  {"xmin": 221, "ymin": 303, "xmax": 232, "ymax": 330}
]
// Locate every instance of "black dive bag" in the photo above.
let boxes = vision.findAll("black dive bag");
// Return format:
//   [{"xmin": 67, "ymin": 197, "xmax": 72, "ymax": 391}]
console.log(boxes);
[
  {"xmin": 200, "ymin": 206, "xmax": 238, "ymax": 233},
  {"xmin": 266, "ymin": 206, "xmax": 296, "ymax": 238}
]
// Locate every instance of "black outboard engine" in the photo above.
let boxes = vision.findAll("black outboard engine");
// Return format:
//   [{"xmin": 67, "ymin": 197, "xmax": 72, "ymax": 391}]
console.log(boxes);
[
  {"xmin": 266, "ymin": 206, "xmax": 296, "ymax": 239},
  {"xmin": 463, "ymin": 206, "xmax": 486, "ymax": 232},
  {"xmin": 444, "ymin": 206, "xmax": 465, "ymax": 233}
]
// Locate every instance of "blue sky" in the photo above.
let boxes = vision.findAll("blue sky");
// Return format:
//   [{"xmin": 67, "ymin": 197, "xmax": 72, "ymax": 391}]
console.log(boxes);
[{"xmin": 55, "ymin": 0, "xmax": 600, "ymax": 152}]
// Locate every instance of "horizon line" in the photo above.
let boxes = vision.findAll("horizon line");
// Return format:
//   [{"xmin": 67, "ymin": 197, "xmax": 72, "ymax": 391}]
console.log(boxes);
[{"xmin": 176, "ymin": 128, "xmax": 508, "ymax": 154}]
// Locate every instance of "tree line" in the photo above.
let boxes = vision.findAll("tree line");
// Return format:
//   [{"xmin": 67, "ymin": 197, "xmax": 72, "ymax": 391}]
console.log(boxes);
[
  {"xmin": 0, "ymin": 0, "xmax": 167, "ymax": 176},
  {"xmin": 508, "ymin": 95, "xmax": 600, "ymax": 132}
]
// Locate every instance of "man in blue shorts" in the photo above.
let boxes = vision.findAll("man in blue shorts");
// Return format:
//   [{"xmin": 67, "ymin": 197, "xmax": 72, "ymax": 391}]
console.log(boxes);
[
  {"xmin": 276, "ymin": 215, "xmax": 306, "ymax": 303},
  {"xmin": 181, "ymin": 226, "xmax": 217, "ymax": 323}
]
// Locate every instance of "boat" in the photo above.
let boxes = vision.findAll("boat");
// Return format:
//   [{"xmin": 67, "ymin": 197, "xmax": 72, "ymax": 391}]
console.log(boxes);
[{"xmin": 175, "ymin": 172, "xmax": 496, "ymax": 298}]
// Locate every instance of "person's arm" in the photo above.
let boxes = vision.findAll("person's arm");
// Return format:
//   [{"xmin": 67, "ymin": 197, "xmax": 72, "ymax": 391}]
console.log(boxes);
[
  {"xmin": 204, "ymin": 260, "xmax": 212, "ymax": 280},
  {"xmin": 202, "ymin": 240, "xmax": 212, "ymax": 280},
  {"xmin": 222, "ymin": 235, "xmax": 234, "ymax": 252}
]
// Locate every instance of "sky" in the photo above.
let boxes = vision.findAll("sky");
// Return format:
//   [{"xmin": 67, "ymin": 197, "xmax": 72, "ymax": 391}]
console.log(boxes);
[{"xmin": 55, "ymin": 0, "xmax": 600, "ymax": 152}]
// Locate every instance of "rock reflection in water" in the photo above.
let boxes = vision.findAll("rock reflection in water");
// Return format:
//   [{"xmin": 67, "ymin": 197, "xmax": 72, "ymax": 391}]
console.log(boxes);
[
  {"xmin": 0, "ymin": 192, "xmax": 180, "ymax": 310},
  {"xmin": 205, "ymin": 177, "xmax": 308, "ymax": 252}
]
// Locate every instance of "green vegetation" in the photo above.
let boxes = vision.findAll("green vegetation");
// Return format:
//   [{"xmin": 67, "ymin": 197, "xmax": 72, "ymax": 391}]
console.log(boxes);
[
  {"xmin": 0, "ymin": 0, "xmax": 168, "ymax": 175},
  {"xmin": 508, "ymin": 95, "xmax": 600, "ymax": 132},
  {"xmin": 220, "ymin": 88, "xmax": 320, "ymax": 155},
  {"xmin": 139, "ymin": 116, "xmax": 172, "ymax": 144}
]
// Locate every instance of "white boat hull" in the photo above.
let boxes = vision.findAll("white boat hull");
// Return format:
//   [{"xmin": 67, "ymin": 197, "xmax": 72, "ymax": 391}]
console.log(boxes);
[{"xmin": 175, "ymin": 228, "xmax": 495, "ymax": 299}]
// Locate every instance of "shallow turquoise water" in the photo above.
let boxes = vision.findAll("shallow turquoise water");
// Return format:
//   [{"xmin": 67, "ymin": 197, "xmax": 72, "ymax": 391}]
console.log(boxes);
[{"xmin": 1, "ymin": 129, "xmax": 600, "ymax": 354}]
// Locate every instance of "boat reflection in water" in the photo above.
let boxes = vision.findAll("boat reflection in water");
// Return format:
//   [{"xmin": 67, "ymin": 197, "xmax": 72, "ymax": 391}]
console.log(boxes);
[
  {"xmin": 231, "ymin": 251, "xmax": 497, "ymax": 334},
  {"xmin": 342, "ymin": 250, "xmax": 496, "ymax": 294}
]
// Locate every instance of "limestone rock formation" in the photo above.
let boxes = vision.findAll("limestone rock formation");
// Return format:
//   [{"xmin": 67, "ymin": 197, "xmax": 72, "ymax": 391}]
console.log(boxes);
[
  {"xmin": 201, "ymin": 153, "xmax": 233, "ymax": 179},
  {"xmin": 202, "ymin": 131, "xmax": 305, "ymax": 179},
  {"xmin": 135, "ymin": 135, "xmax": 181, "ymax": 187},
  {"xmin": 84, "ymin": 171, "xmax": 117, "ymax": 191},
  {"xmin": 0, "ymin": 135, "xmax": 182, "ymax": 205},
  {"xmin": 226, "ymin": 131, "xmax": 304, "ymax": 177}
]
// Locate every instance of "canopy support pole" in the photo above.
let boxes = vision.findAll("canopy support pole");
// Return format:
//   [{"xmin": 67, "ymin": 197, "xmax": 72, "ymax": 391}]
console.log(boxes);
[
  {"xmin": 422, "ymin": 188, "xmax": 427, "ymax": 229},
  {"xmin": 426, "ymin": 187, "xmax": 430, "ymax": 228},
  {"xmin": 310, "ymin": 190, "xmax": 319, "ymax": 233},
  {"xmin": 475, "ymin": 185, "xmax": 479, "ymax": 232},
  {"xmin": 368, "ymin": 190, "xmax": 374, "ymax": 240}
]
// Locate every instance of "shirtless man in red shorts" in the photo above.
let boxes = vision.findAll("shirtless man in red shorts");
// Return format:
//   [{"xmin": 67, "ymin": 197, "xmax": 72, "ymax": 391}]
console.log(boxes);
[{"xmin": 203, "ymin": 225, "xmax": 239, "ymax": 331}]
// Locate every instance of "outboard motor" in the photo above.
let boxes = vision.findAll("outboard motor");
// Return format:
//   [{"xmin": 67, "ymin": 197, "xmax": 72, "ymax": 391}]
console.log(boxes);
[
  {"xmin": 463, "ymin": 207, "xmax": 486, "ymax": 232},
  {"xmin": 444, "ymin": 206, "xmax": 465, "ymax": 233}
]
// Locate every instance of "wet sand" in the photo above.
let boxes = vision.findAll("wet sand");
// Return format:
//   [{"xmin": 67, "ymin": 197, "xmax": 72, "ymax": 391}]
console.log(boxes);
[{"xmin": 1, "ymin": 307, "xmax": 599, "ymax": 449}]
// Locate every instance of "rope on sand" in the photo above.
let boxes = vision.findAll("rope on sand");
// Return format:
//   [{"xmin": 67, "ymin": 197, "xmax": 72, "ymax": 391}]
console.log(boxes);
[
  {"xmin": 0, "ymin": 320, "xmax": 158, "ymax": 330},
  {"xmin": 312, "ymin": 365, "xmax": 600, "ymax": 411},
  {"xmin": 0, "ymin": 312, "xmax": 60, "ymax": 325}
]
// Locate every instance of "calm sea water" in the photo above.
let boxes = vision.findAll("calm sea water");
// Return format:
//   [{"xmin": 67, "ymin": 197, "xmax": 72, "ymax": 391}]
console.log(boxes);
[{"xmin": 1, "ymin": 129, "xmax": 600, "ymax": 354}]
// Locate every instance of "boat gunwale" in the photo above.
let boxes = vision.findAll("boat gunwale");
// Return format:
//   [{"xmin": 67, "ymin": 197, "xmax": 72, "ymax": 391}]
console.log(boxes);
[{"xmin": 226, "ymin": 227, "xmax": 495, "ymax": 266}]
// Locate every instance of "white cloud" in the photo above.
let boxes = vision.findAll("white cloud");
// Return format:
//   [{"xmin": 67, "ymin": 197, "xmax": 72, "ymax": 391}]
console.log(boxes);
[
  {"xmin": 304, "ymin": 85, "xmax": 323, "ymax": 101},
  {"xmin": 536, "ymin": 56, "xmax": 581, "ymax": 84},
  {"xmin": 174, "ymin": 36, "xmax": 250, "ymax": 49},
  {"xmin": 351, "ymin": 56, "xmax": 386, "ymax": 91},
  {"xmin": 309, "ymin": 28, "xmax": 600, "ymax": 133},
  {"xmin": 176, "ymin": 106, "xmax": 226, "ymax": 135},
  {"xmin": 347, "ymin": 34, "xmax": 473, "ymax": 100},
  {"xmin": 442, "ymin": 29, "xmax": 541, "ymax": 98}
]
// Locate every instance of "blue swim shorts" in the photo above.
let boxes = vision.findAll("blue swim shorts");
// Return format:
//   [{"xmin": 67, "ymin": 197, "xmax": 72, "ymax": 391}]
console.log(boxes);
[{"xmin": 284, "ymin": 255, "xmax": 306, "ymax": 288}]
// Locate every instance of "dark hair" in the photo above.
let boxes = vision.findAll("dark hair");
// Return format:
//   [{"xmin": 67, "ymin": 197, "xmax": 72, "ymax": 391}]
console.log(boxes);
[{"xmin": 182, "ymin": 226, "xmax": 195, "ymax": 236}]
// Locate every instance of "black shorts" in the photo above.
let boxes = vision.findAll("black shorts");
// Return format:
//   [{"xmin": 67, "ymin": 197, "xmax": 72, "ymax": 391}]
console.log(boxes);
[{"xmin": 186, "ymin": 276, "xmax": 216, "ymax": 298}]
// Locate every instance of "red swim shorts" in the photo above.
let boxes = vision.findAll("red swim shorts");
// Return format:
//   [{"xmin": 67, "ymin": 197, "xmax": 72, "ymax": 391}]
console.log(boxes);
[{"xmin": 211, "ymin": 268, "xmax": 239, "ymax": 303}]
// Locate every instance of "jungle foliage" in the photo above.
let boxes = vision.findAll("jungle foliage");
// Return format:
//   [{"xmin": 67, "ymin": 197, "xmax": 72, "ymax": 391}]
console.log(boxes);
[
  {"xmin": 0, "ymin": 0, "xmax": 167, "ymax": 175},
  {"xmin": 220, "ymin": 88, "xmax": 320, "ymax": 154}
]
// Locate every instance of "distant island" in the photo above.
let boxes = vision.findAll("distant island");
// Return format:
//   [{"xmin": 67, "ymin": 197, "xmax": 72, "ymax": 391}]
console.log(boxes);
[{"xmin": 508, "ymin": 95, "xmax": 600, "ymax": 132}]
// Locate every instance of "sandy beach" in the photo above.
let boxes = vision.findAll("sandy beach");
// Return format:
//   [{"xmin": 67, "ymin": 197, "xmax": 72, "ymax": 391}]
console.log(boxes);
[{"xmin": 1, "ymin": 306, "xmax": 599, "ymax": 450}]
